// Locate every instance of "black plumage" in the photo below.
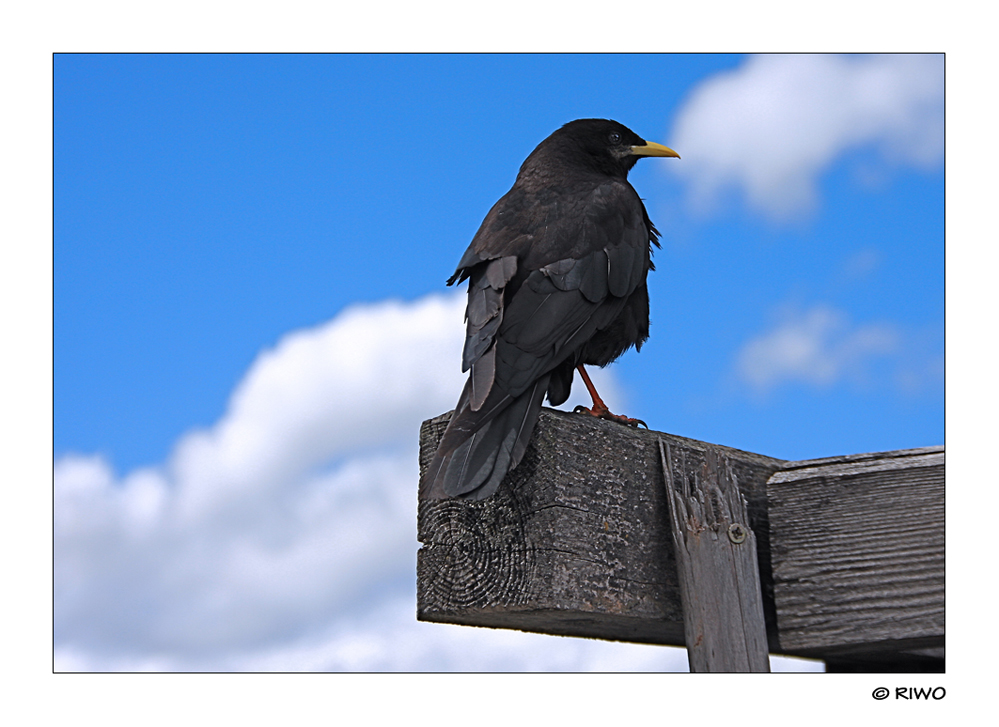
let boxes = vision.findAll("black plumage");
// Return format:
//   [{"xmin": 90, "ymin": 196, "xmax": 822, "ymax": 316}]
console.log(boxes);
[{"xmin": 421, "ymin": 119, "xmax": 679, "ymax": 501}]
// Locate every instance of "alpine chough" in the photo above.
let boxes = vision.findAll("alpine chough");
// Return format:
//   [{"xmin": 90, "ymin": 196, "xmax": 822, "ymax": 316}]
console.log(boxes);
[{"xmin": 421, "ymin": 119, "xmax": 679, "ymax": 501}]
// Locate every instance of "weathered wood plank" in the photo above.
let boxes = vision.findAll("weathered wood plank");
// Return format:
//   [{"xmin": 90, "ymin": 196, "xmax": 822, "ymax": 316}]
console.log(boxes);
[
  {"xmin": 767, "ymin": 446, "xmax": 944, "ymax": 663},
  {"xmin": 417, "ymin": 408, "xmax": 785, "ymax": 648},
  {"xmin": 660, "ymin": 441, "xmax": 770, "ymax": 672},
  {"xmin": 418, "ymin": 411, "xmax": 944, "ymax": 669}
]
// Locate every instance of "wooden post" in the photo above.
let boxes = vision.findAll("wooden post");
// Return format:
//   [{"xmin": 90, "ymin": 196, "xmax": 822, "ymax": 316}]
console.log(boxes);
[{"xmin": 659, "ymin": 440, "xmax": 770, "ymax": 672}]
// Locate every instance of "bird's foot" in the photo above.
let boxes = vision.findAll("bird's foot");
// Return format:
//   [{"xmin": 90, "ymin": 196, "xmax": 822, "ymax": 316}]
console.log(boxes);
[{"xmin": 573, "ymin": 404, "xmax": 647, "ymax": 428}]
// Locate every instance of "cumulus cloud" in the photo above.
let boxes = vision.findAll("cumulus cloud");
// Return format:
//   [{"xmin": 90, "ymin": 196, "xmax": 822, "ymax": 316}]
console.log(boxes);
[
  {"xmin": 55, "ymin": 291, "xmax": 719, "ymax": 672},
  {"xmin": 669, "ymin": 54, "xmax": 944, "ymax": 220},
  {"xmin": 736, "ymin": 305, "xmax": 900, "ymax": 394}
]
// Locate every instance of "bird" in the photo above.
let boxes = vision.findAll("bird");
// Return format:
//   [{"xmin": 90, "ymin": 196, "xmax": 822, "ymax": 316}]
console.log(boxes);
[{"xmin": 420, "ymin": 119, "xmax": 679, "ymax": 501}]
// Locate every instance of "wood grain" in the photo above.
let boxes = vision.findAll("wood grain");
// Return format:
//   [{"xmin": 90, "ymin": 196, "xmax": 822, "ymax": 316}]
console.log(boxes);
[
  {"xmin": 661, "ymin": 441, "xmax": 770, "ymax": 672},
  {"xmin": 767, "ymin": 446, "xmax": 944, "ymax": 660}
]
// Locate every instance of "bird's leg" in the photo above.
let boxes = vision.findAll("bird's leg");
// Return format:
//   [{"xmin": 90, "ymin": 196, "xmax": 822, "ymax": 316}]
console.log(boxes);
[{"xmin": 572, "ymin": 365, "xmax": 647, "ymax": 428}]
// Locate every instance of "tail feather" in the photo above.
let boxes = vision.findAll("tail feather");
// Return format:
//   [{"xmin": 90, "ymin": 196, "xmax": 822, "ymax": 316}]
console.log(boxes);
[{"xmin": 422, "ymin": 374, "xmax": 550, "ymax": 501}]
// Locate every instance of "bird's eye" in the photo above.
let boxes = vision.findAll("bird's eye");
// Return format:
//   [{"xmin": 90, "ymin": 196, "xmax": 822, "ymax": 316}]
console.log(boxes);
[{"xmin": 608, "ymin": 132, "xmax": 622, "ymax": 144}]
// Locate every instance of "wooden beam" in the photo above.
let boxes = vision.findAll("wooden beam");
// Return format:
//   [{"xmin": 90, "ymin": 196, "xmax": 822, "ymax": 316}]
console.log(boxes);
[
  {"xmin": 767, "ymin": 446, "xmax": 944, "ymax": 668},
  {"xmin": 417, "ymin": 408, "xmax": 783, "ymax": 648}
]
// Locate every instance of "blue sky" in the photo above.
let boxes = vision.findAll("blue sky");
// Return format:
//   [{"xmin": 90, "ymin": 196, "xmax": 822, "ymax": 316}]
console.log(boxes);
[
  {"xmin": 53, "ymin": 53, "xmax": 943, "ymax": 672},
  {"xmin": 55, "ymin": 53, "xmax": 943, "ymax": 472},
  {"xmin": 55, "ymin": 53, "xmax": 753, "ymax": 469}
]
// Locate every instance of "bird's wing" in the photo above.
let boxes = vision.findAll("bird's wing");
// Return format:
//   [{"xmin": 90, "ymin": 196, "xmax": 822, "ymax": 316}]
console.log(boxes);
[
  {"xmin": 453, "ymin": 182, "xmax": 651, "ymax": 401},
  {"xmin": 488, "ymin": 182, "xmax": 651, "ymax": 397}
]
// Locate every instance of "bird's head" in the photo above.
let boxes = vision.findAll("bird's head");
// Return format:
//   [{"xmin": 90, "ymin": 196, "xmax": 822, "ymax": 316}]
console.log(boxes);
[{"xmin": 530, "ymin": 119, "xmax": 679, "ymax": 179}]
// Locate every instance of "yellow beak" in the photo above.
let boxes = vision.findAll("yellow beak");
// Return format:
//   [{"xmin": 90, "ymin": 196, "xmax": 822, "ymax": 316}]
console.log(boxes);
[{"xmin": 630, "ymin": 141, "xmax": 680, "ymax": 159}]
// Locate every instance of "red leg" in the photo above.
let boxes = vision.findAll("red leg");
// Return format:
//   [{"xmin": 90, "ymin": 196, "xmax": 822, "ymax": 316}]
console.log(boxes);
[{"xmin": 573, "ymin": 365, "xmax": 647, "ymax": 428}]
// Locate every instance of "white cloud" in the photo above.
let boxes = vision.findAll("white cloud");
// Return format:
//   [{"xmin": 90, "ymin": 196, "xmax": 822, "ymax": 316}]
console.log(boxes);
[
  {"xmin": 54, "ymin": 291, "xmax": 714, "ymax": 672},
  {"xmin": 669, "ymin": 54, "xmax": 944, "ymax": 220},
  {"xmin": 736, "ymin": 305, "xmax": 900, "ymax": 393},
  {"xmin": 56, "ymin": 593, "xmax": 693, "ymax": 673}
]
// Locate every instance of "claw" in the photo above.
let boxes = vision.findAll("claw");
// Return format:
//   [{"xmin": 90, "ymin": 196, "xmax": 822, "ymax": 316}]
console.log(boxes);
[
  {"xmin": 574, "ymin": 404, "xmax": 647, "ymax": 429},
  {"xmin": 572, "ymin": 365, "xmax": 648, "ymax": 429}
]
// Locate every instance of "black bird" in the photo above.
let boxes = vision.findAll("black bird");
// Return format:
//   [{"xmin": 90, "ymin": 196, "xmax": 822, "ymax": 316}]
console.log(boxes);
[{"xmin": 421, "ymin": 119, "xmax": 679, "ymax": 501}]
